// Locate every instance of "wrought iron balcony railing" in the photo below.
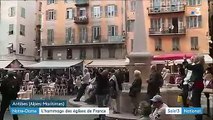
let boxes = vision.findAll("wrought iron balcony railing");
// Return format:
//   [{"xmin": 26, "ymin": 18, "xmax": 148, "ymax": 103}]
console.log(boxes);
[{"xmin": 148, "ymin": 4, "xmax": 185, "ymax": 15}]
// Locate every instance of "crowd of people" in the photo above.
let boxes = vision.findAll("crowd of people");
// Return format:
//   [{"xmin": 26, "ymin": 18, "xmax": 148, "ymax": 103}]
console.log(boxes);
[{"xmin": 0, "ymin": 55, "xmax": 212, "ymax": 120}]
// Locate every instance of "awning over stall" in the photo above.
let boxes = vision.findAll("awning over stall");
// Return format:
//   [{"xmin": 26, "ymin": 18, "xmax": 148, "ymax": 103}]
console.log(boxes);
[
  {"xmin": 153, "ymin": 53, "xmax": 194, "ymax": 60},
  {"xmin": 0, "ymin": 61, "xmax": 13, "ymax": 69},
  {"xmin": 19, "ymin": 61, "xmax": 38, "ymax": 67},
  {"xmin": 25, "ymin": 60, "xmax": 83, "ymax": 69},
  {"xmin": 152, "ymin": 54, "xmax": 213, "ymax": 65},
  {"xmin": 86, "ymin": 59, "xmax": 128, "ymax": 68}
]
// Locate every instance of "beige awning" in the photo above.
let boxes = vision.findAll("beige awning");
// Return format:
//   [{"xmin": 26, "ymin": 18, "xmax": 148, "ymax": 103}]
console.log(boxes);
[
  {"xmin": 86, "ymin": 59, "xmax": 128, "ymax": 68},
  {"xmin": 19, "ymin": 61, "xmax": 38, "ymax": 67},
  {"xmin": 0, "ymin": 61, "xmax": 12, "ymax": 69},
  {"xmin": 25, "ymin": 60, "xmax": 83, "ymax": 69}
]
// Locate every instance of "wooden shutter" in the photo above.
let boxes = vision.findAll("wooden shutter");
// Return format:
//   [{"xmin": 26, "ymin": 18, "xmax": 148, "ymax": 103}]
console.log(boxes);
[
  {"xmin": 85, "ymin": 27, "xmax": 88, "ymax": 42},
  {"xmin": 65, "ymin": 28, "xmax": 68, "ymax": 42},
  {"xmin": 92, "ymin": 26, "xmax": 95, "ymax": 40},
  {"xmin": 105, "ymin": 6, "xmax": 108, "ymax": 17},
  {"xmin": 115, "ymin": 26, "xmax": 118, "ymax": 36},
  {"xmin": 100, "ymin": 6, "xmax": 103, "ymax": 18},
  {"xmin": 114, "ymin": 5, "xmax": 117, "ymax": 16},
  {"xmin": 198, "ymin": 16, "xmax": 202, "ymax": 28},
  {"xmin": 108, "ymin": 25, "xmax": 112, "ymax": 36},
  {"xmin": 52, "ymin": 29, "xmax": 54, "ymax": 42},
  {"xmin": 54, "ymin": 10, "xmax": 56, "ymax": 20},
  {"xmin": 72, "ymin": 8, "xmax": 75, "ymax": 19},
  {"xmin": 46, "ymin": 10, "xmax": 48, "ymax": 20},
  {"xmin": 72, "ymin": 28, "xmax": 75, "ymax": 43},
  {"xmin": 91, "ymin": 6, "xmax": 94, "ymax": 18},
  {"xmin": 186, "ymin": 17, "xmax": 189, "ymax": 28}
]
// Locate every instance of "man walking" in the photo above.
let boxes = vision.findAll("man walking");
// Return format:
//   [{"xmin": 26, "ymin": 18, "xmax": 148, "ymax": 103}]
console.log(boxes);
[{"xmin": 147, "ymin": 65, "xmax": 163, "ymax": 100}]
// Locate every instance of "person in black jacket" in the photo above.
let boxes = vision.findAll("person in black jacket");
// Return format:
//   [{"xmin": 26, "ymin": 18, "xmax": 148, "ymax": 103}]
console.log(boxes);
[
  {"xmin": 0, "ymin": 71, "xmax": 20, "ymax": 120},
  {"xmin": 129, "ymin": 70, "xmax": 142, "ymax": 116},
  {"xmin": 183, "ymin": 55, "xmax": 205, "ymax": 120},
  {"xmin": 147, "ymin": 65, "xmax": 162, "ymax": 100},
  {"xmin": 95, "ymin": 70, "xmax": 109, "ymax": 120}
]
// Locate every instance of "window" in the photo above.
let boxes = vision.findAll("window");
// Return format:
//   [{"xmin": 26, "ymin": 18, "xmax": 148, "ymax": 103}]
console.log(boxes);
[
  {"xmin": 92, "ymin": 26, "xmax": 101, "ymax": 41},
  {"xmin": 191, "ymin": 37, "xmax": 199, "ymax": 50},
  {"xmin": 67, "ymin": 48, "xmax": 72, "ymax": 59},
  {"xmin": 9, "ymin": 24, "xmax": 14, "ymax": 35},
  {"xmin": 80, "ymin": 49, "xmax": 86, "ymax": 59},
  {"xmin": 79, "ymin": 27, "xmax": 87, "ymax": 43},
  {"xmin": 47, "ymin": 29, "xmax": 54, "ymax": 44},
  {"xmin": 66, "ymin": 8, "xmax": 74, "ymax": 19},
  {"xmin": 8, "ymin": 7, "xmax": 15, "ymax": 17},
  {"xmin": 105, "ymin": 5, "xmax": 117, "ymax": 17},
  {"xmin": 172, "ymin": 37, "xmax": 180, "ymax": 51},
  {"xmin": 19, "ymin": 44, "xmax": 24, "ymax": 54},
  {"xmin": 150, "ymin": 18, "xmax": 165, "ymax": 31},
  {"xmin": 155, "ymin": 38, "xmax": 162, "ymax": 51},
  {"xmin": 187, "ymin": 0, "xmax": 201, "ymax": 6},
  {"xmin": 187, "ymin": 16, "xmax": 202, "ymax": 28},
  {"xmin": 21, "ymin": 8, "xmax": 25, "ymax": 18},
  {"xmin": 20, "ymin": 24, "xmax": 25, "ymax": 36},
  {"xmin": 92, "ymin": 6, "xmax": 101, "ymax": 18},
  {"xmin": 79, "ymin": 8, "xmax": 86, "ymax": 17},
  {"xmin": 47, "ymin": 49, "xmax": 53, "ymax": 60},
  {"xmin": 108, "ymin": 25, "xmax": 118, "ymax": 36},
  {"xmin": 130, "ymin": 0, "xmax": 136, "ymax": 11},
  {"xmin": 93, "ymin": 48, "xmax": 101, "ymax": 59},
  {"xmin": 66, "ymin": 27, "xmax": 74, "ymax": 44},
  {"xmin": 47, "ymin": 0, "xmax": 55, "ymax": 5},
  {"xmin": 127, "ymin": 20, "xmax": 135, "ymax": 32},
  {"xmin": 109, "ymin": 47, "xmax": 115, "ymax": 58},
  {"xmin": 46, "ymin": 9, "xmax": 56, "ymax": 20}
]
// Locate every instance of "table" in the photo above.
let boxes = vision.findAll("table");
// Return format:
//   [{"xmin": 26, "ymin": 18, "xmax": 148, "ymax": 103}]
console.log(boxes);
[
  {"xmin": 203, "ymin": 88, "xmax": 213, "ymax": 117},
  {"xmin": 17, "ymin": 91, "xmax": 27, "ymax": 99}
]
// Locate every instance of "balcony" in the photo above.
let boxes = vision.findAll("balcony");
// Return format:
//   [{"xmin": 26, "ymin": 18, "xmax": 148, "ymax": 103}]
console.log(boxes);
[
  {"xmin": 148, "ymin": 4, "xmax": 185, "ymax": 15},
  {"xmin": 149, "ymin": 27, "xmax": 186, "ymax": 36},
  {"xmin": 74, "ymin": 16, "xmax": 89, "ymax": 24},
  {"xmin": 42, "ymin": 35, "xmax": 125, "ymax": 48},
  {"xmin": 108, "ymin": 36, "xmax": 124, "ymax": 43},
  {"xmin": 75, "ymin": 0, "xmax": 89, "ymax": 7}
]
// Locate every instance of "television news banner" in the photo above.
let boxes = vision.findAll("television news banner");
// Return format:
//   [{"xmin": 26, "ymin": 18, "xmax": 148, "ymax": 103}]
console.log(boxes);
[{"xmin": 10, "ymin": 100, "xmax": 203, "ymax": 115}]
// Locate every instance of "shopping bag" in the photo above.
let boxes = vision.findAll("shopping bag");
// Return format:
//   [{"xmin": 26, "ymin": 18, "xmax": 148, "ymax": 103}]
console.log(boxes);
[{"xmin": 177, "ymin": 95, "xmax": 183, "ymax": 103}]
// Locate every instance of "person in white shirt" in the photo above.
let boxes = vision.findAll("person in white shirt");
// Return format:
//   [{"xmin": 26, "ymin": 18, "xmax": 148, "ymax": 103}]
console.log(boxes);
[
  {"xmin": 74, "ymin": 68, "xmax": 90, "ymax": 102},
  {"xmin": 24, "ymin": 71, "xmax": 30, "ymax": 82},
  {"xmin": 149, "ymin": 95, "xmax": 175, "ymax": 120},
  {"xmin": 163, "ymin": 69, "xmax": 171, "ymax": 84}
]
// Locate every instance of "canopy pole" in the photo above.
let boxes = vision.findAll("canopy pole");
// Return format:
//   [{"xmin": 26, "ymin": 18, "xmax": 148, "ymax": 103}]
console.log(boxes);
[{"xmin": 69, "ymin": 68, "xmax": 71, "ymax": 79}]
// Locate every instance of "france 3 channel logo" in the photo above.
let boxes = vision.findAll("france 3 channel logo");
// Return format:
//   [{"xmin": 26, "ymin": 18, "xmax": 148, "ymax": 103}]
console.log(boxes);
[{"xmin": 166, "ymin": 107, "xmax": 203, "ymax": 115}]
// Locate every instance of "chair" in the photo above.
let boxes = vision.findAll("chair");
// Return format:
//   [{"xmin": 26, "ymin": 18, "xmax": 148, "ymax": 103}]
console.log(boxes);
[
  {"xmin": 42, "ymin": 86, "xmax": 51, "ymax": 99},
  {"xmin": 60, "ymin": 84, "xmax": 67, "ymax": 96},
  {"xmin": 26, "ymin": 85, "xmax": 34, "ymax": 98},
  {"xmin": 55, "ymin": 84, "xmax": 60, "ymax": 95}
]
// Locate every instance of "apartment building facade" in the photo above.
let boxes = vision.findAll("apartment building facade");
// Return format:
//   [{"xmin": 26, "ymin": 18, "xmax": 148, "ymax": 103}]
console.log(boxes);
[
  {"xmin": 126, "ymin": 0, "xmax": 209, "ymax": 56},
  {"xmin": 41, "ymin": 0, "xmax": 126, "ymax": 61},
  {"xmin": 0, "ymin": 1, "xmax": 38, "ymax": 62}
]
